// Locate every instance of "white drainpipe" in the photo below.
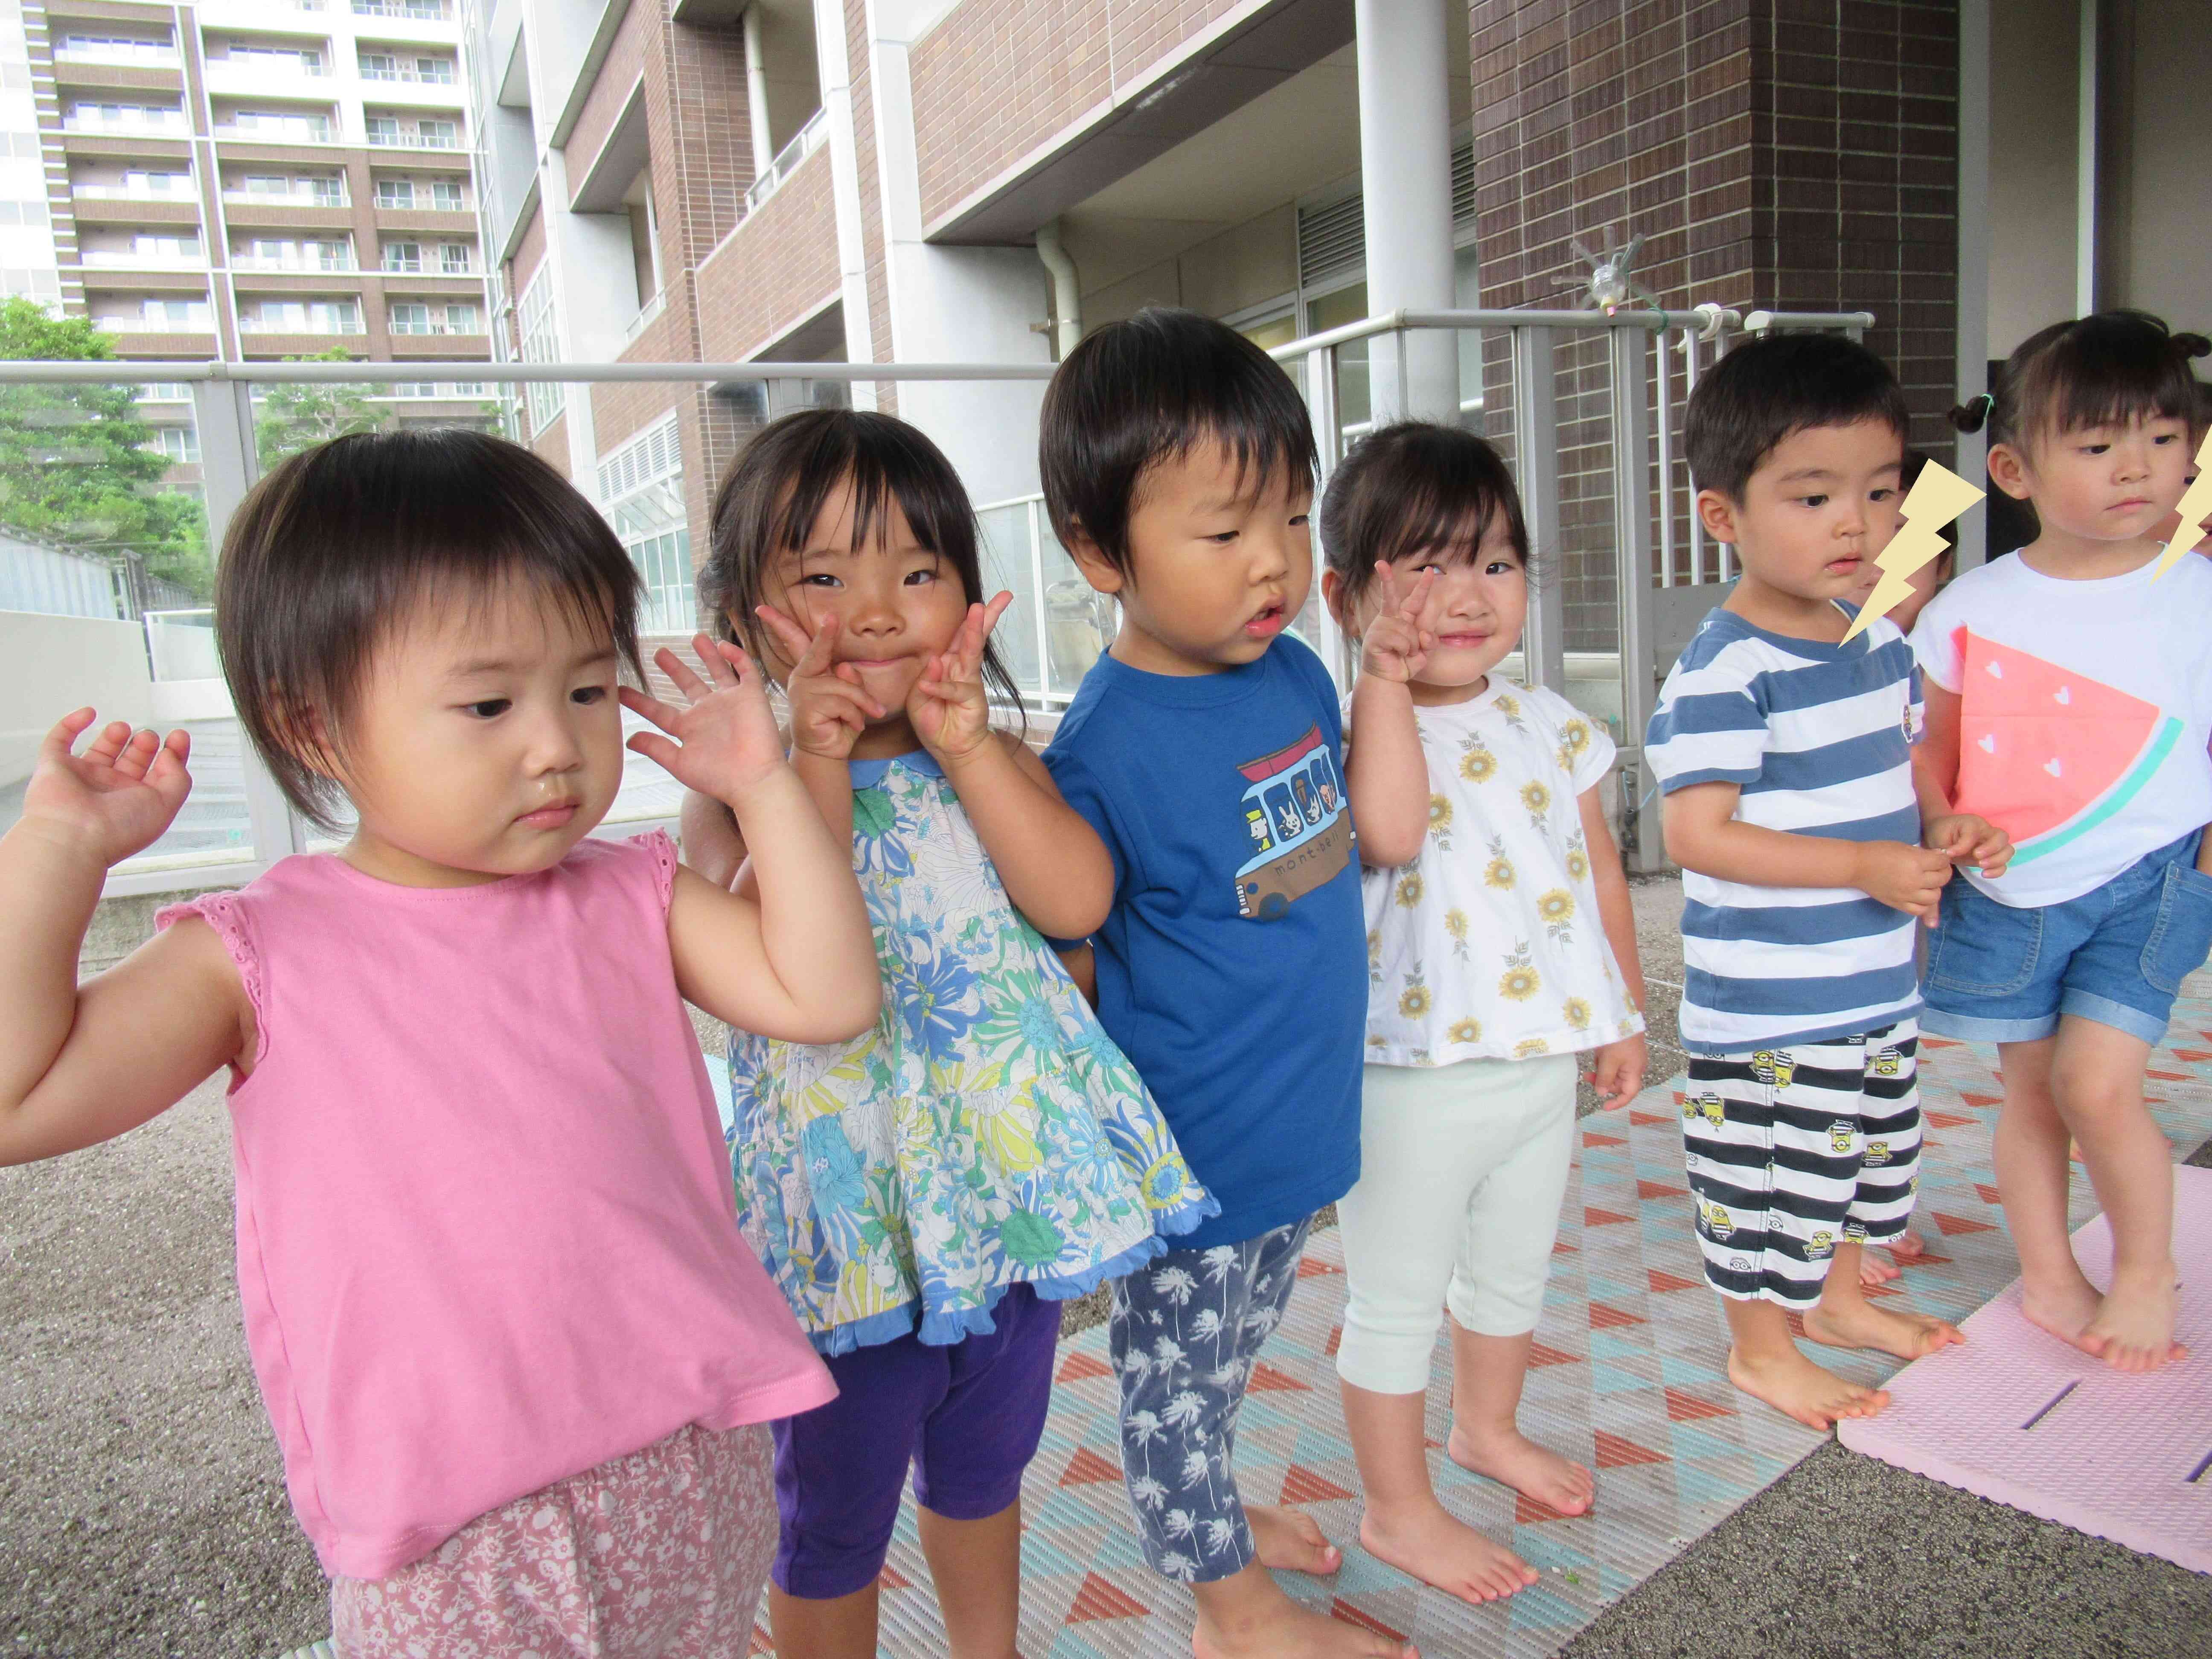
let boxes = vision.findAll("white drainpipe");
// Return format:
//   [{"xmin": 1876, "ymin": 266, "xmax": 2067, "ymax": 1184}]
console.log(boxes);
[
  {"xmin": 1035, "ymin": 218, "xmax": 1081, "ymax": 360},
  {"xmin": 743, "ymin": 5, "xmax": 774, "ymax": 178}
]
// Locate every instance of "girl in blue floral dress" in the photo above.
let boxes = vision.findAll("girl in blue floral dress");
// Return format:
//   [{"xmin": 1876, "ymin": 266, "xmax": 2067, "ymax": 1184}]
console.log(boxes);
[{"xmin": 680, "ymin": 409, "xmax": 1214, "ymax": 1659}]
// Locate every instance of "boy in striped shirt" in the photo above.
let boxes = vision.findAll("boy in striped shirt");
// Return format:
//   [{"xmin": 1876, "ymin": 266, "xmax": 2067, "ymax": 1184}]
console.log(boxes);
[{"xmin": 1646, "ymin": 334, "xmax": 2008, "ymax": 1429}]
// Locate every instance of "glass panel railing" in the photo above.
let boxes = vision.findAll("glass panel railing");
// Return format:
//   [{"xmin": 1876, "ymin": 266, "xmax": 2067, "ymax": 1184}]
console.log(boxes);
[{"xmin": 0, "ymin": 381, "xmax": 233, "ymax": 873}]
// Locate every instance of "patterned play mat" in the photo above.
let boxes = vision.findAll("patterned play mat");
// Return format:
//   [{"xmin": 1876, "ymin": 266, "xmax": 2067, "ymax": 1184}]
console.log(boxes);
[
  {"xmin": 278, "ymin": 979, "xmax": 2212, "ymax": 1659},
  {"xmin": 810, "ymin": 981, "xmax": 2212, "ymax": 1658}
]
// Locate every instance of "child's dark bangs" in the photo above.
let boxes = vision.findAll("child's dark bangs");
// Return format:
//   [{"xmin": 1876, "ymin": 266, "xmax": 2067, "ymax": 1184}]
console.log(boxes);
[{"xmin": 2039, "ymin": 334, "xmax": 2197, "ymax": 439}]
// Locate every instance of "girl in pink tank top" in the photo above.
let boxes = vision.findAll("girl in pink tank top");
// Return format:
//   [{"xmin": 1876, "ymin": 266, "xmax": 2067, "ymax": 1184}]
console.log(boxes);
[{"xmin": 0, "ymin": 430, "xmax": 883, "ymax": 1657}]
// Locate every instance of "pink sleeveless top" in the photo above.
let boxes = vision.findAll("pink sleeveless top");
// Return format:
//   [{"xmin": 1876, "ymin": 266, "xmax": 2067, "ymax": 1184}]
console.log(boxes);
[{"xmin": 157, "ymin": 832, "xmax": 834, "ymax": 1579}]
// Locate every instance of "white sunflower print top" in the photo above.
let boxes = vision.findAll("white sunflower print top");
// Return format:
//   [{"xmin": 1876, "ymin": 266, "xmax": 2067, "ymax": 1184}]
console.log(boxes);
[
  {"xmin": 1353, "ymin": 681, "xmax": 1643, "ymax": 1066},
  {"xmin": 729, "ymin": 750, "xmax": 1217, "ymax": 1356}
]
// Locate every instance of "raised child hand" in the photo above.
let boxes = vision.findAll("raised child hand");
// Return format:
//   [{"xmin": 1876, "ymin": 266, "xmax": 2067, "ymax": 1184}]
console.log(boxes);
[
  {"xmin": 620, "ymin": 634, "xmax": 788, "ymax": 803},
  {"xmin": 752, "ymin": 605, "xmax": 885, "ymax": 763},
  {"xmin": 1926, "ymin": 812, "xmax": 2013, "ymax": 879},
  {"xmin": 909, "ymin": 592, "xmax": 1014, "ymax": 768},
  {"xmin": 1851, "ymin": 839, "xmax": 1955, "ymax": 926},
  {"xmin": 17, "ymin": 710, "xmax": 192, "ymax": 867},
  {"xmin": 1358, "ymin": 563, "xmax": 1438, "ymax": 684}
]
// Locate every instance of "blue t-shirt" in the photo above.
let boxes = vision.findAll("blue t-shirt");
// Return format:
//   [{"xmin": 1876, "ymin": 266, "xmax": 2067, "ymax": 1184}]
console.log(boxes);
[{"xmin": 1042, "ymin": 636, "xmax": 1365, "ymax": 1250}]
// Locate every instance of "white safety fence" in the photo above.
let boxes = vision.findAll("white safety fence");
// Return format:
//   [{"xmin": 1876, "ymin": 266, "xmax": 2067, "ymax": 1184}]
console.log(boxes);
[{"xmin": 0, "ymin": 303, "xmax": 1868, "ymax": 894}]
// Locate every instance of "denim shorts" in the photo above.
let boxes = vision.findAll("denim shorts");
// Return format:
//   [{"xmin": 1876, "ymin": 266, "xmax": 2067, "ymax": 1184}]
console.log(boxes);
[{"xmin": 1921, "ymin": 830, "xmax": 2212, "ymax": 1046}]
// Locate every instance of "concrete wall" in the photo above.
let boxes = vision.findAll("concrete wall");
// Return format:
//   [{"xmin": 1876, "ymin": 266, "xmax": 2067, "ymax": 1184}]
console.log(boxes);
[
  {"xmin": 0, "ymin": 612, "xmax": 154, "ymax": 790},
  {"xmin": 1987, "ymin": 0, "xmax": 2076, "ymax": 356},
  {"xmin": 2123, "ymin": 0, "xmax": 2212, "ymax": 335}
]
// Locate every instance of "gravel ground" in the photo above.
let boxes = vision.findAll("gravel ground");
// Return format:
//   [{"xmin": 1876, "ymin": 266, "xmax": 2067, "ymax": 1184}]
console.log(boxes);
[{"xmin": 4, "ymin": 876, "xmax": 2203, "ymax": 1658}]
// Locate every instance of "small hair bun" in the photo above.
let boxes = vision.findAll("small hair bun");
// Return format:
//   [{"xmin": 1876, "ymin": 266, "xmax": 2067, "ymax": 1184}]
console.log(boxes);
[
  {"xmin": 1946, "ymin": 391, "xmax": 1995, "ymax": 434},
  {"xmin": 2172, "ymin": 331, "xmax": 2212, "ymax": 361}
]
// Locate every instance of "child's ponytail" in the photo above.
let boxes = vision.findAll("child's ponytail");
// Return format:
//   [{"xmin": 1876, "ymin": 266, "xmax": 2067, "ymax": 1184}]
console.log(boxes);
[{"xmin": 1947, "ymin": 392, "xmax": 1996, "ymax": 434}]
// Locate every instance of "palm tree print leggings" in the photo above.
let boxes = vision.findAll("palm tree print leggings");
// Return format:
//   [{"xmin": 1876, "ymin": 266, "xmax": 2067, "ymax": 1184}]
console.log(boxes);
[{"xmin": 1108, "ymin": 1216, "xmax": 1312, "ymax": 1583}]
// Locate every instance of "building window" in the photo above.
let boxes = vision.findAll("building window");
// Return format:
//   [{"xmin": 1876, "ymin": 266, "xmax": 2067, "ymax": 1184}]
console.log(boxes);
[
  {"xmin": 416, "ymin": 119, "xmax": 456, "ymax": 148},
  {"xmin": 518, "ymin": 266, "xmax": 561, "ymax": 435},
  {"xmin": 383, "ymin": 241, "xmax": 421, "ymax": 272},
  {"xmin": 375, "ymin": 177, "xmax": 413, "ymax": 209},
  {"xmin": 243, "ymin": 299, "xmax": 360, "ymax": 335},
  {"xmin": 600, "ymin": 417, "xmax": 692, "ymax": 635},
  {"xmin": 389, "ymin": 302, "xmax": 479, "ymax": 336},
  {"xmin": 144, "ymin": 426, "xmax": 199, "ymax": 462},
  {"xmin": 430, "ymin": 179, "xmax": 463, "ymax": 210},
  {"xmin": 439, "ymin": 242, "xmax": 471, "ymax": 274},
  {"xmin": 229, "ymin": 109, "xmax": 332, "ymax": 142}
]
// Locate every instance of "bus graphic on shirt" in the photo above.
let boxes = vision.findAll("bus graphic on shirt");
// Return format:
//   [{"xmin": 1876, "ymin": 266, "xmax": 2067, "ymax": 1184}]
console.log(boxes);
[{"xmin": 1233, "ymin": 725, "xmax": 1353, "ymax": 919}]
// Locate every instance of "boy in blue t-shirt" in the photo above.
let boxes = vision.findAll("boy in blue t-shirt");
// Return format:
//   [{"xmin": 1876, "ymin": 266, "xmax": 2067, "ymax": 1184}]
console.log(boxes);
[{"xmin": 1041, "ymin": 310, "xmax": 1406, "ymax": 1659}]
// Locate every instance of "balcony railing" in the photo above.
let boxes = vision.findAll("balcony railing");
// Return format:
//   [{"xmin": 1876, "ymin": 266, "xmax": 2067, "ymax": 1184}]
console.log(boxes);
[
  {"xmin": 238, "ymin": 316, "xmax": 363, "ymax": 334},
  {"xmin": 360, "ymin": 63, "xmax": 455, "ymax": 83},
  {"xmin": 619, "ymin": 290, "xmax": 666, "ymax": 347},
  {"xmin": 217, "ymin": 121, "xmax": 334, "ymax": 143},
  {"xmin": 213, "ymin": 56, "xmax": 330, "ymax": 78},
  {"xmin": 234, "ymin": 251, "xmax": 356, "ymax": 272},
  {"xmin": 80, "ymin": 249, "xmax": 205, "ymax": 268},
  {"xmin": 388, "ymin": 318, "xmax": 480, "ymax": 336},
  {"xmin": 55, "ymin": 42, "xmax": 180, "ymax": 67},
  {"xmin": 225, "ymin": 185, "xmax": 348, "ymax": 207},
  {"xmin": 75, "ymin": 181, "xmax": 198, "ymax": 201},
  {"xmin": 352, "ymin": 0, "xmax": 452, "ymax": 19},
  {"xmin": 366, "ymin": 127, "xmax": 460, "ymax": 149},
  {"xmin": 64, "ymin": 110, "xmax": 188, "ymax": 134},
  {"xmin": 95, "ymin": 314, "xmax": 212, "ymax": 332},
  {"xmin": 743, "ymin": 108, "xmax": 826, "ymax": 214}
]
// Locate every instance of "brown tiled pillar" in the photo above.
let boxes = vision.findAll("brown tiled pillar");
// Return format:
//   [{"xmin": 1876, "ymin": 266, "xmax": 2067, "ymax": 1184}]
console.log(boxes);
[{"xmin": 1470, "ymin": 0, "xmax": 1959, "ymax": 647}]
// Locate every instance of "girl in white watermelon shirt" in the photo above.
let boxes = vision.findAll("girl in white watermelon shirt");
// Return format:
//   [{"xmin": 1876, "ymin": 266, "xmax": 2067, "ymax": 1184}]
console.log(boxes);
[{"xmin": 1915, "ymin": 310, "xmax": 2212, "ymax": 1373}]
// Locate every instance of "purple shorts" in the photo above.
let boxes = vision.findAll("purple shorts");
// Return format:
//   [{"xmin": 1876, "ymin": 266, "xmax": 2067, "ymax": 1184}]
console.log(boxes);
[{"xmin": 770, "ymin": 1284, "xmax": 1059, "ymax": 1599}]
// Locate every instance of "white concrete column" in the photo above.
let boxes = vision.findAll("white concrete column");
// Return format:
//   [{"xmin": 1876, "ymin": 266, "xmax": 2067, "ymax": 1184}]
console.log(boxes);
[
  {"xmin": 811, "ymin": 0, "xmax": 877, "ymax": 402},
  {"xmin": 1355, "ymin": 0, "xmax": 1459, "ymax": 424}
]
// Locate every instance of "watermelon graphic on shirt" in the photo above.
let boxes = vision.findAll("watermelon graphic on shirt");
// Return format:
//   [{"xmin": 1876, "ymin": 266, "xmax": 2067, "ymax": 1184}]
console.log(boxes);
[{"xmin": 1953, "ymin": 628, "xmax": 2186, "ymax": 867}]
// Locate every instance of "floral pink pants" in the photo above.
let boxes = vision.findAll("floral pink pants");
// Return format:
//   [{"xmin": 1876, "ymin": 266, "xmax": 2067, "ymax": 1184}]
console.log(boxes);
[{"xmin": 331, "ymin": 1422, "xmax": 777, "ymax": 1658}]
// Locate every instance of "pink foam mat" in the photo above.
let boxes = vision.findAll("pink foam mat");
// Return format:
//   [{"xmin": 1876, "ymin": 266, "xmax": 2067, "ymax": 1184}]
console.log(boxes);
[{"xmin": 1838, "ymin": 1163, "xmax": 2212, "ymax": 1574}]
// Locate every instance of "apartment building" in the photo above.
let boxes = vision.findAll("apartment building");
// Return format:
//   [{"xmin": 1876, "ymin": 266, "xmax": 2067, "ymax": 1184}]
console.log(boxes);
[
  {"xmin": 468, "ymin": 0, "xmax": 2202, "ymax": 707},
  {"xmin": 14, "ymin": 0, "xmax": 498, "ymax": 451}
]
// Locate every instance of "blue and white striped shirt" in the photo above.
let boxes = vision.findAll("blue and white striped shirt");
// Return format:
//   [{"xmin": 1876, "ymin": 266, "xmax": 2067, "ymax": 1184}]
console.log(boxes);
[{"xmin": 1645, "ymin": 605, "xmax": 1924, "ymax": 1055}]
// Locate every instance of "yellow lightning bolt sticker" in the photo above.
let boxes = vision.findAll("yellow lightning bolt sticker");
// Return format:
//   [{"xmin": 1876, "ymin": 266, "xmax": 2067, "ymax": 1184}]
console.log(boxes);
[
  {"xmin": 1841, "ymin": 459, "xmax": 1985, "ymax": 643},
  {"xmin": 2151, "ymin": 428, "xmax": 2212, "ymax": 580}
]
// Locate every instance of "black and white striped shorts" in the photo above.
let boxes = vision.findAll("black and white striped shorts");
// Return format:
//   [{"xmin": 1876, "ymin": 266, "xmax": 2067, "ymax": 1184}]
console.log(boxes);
[{"xmin": 1679, "ymin": 1020, "xmax": 1921, "ymax": 1308}]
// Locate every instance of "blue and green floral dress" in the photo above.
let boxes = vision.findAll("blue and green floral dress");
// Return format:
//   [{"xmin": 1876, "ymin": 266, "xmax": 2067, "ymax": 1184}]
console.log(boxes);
[{"xmin": 728, "ymin": 749, "xmax": 1217, "ymax": 1355}]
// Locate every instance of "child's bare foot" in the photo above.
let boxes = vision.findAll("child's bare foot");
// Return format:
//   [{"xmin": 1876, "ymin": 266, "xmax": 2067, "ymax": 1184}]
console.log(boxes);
[
  {"xmin": 1726, "ymin": 1342, "xmax": 1889, "ymax": 1429},
  {"xmin": 1445, "ymin": 1423, "xmax": 1595, "ymax": 1515},
  {"xmin": 1249, "ymin": 1503, "xmax": 1342, "ymax": 1575},
  {"xmin": 1804, "ymin": 1298, "xmax": 1964, "ymax": 1361},
  {"xmin": 1858, "ymin": 1250, "xmax": 1902, "ymax": 1288},
  {"xmin": 2020, "ymin": 1267, "xmax": 2107, "ymax": 1356},
  {"xmin": 1887, "ymin": 1227, "xmax": 1927, "ymax": 1261},
  {"xmin": 2084, "ymin": 1266, "xmax": 2189, "ymax": 1372},
  {"xmin": 1192, "ymin": 1568, "xmax": 1417, "ymax": 1659},
  {"xmin": 1357, "ymin": 1496, "xmax": 1538, "ymax": 1605}
]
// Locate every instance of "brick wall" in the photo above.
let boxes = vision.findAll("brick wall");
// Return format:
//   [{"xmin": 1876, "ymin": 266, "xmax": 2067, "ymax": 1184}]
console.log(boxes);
[
  {"xmin": 1469, "ymin": 0, "xmax": 1959, "ymax": 654},
  {"xmin": 566, "ymin": 0, "xmax": 649, "ymax": 195},
  {"xmin": 846, "ymin": 0, "xmax": 895, "ymax": 413},
  {"xmin": 906, "ymin": 0, "xmax": 1246, "ymax": 228},
  {"xmin": 693, "ymin": 145, "xmax": 840, "ymax": 361}
]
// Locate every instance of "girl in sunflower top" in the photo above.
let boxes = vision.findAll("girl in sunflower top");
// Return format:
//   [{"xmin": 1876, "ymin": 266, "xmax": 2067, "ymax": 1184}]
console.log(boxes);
[
  {"xmin": 678, "ymin": 408, "xmax": 1214, "ymax": 1659},
  {"xmin": 1320, "ymin": 422, "xmax": 1648, "ymax": 1606}
]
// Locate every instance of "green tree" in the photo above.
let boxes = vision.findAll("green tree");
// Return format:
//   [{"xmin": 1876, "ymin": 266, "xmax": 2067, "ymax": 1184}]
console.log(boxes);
[
  {"xmin": 253, "ymin": 347, "xmax": 384, "ymax": 467},
  {"xmin": 0, "ymin": 296, "xmax": 209, "ymax": 597}
]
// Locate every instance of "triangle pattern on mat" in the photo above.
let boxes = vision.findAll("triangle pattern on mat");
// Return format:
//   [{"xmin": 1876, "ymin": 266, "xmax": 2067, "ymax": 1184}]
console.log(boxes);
[
  {"xmin": 1589, "ymin": 1301, "xmax": 1646, "ymax": 1329},
  {"xmin": 1585, "ymin": 1206, "xmax": 1634, "ymax": 1227},
  {"xmin": 879, "ymin": 1561, "xmax": 914, "ymax": 1589},
  {"xmin": 1632, "ymin": 1108, "xmax": 1672, "ymax": 1126},
  {"xmin": 1932, "ymin": 1211, "xmax": 1997, "ymax": 1236},
  {"xmin": 1516, "ymin": 1487, "xmax": 1579, "ymax": 1523},
  {"xmin": 1594, "ymin": 1429, "xmax": 1670, "ymax": 1468},
  {"xmin": 1331, "ymin": 1600, "xmax": 1407, "ymax": 1641},
  {"xmin": 1280, "ymin": 1463, "xmax": 1356, "ymax": 1504},
  {"xmin": 1057, "ymin": 1350, "xmax": 1112, "ymax": 1384},
  {"xmin": 1665, "ymin": 1385, "xmax": 1737, "ymax": 1421},
  {"xmin": 1637, "ymin": 1179, "xmax": 1688, "ymax": 1200},
  {"xmin": 1956, "ymin": 1094, "xmax": 2002, "ymax": 1111},
  {"xmin": 1297, "ymin": 1254, "xmax": 1342, "ymax": 1278},
  {"xmin": 748, "ymin": 1624, "xmax": 774, "ymax": 1657},
  {"xmin": 1060, "ymin": 1445, "xmax": 1121, "ymax": 1486},
  {"xmin": 1583, "ymin": 1130, "xmax": 1627, "ymax": 1147},
  {"xmin": 1247, "ymin": 1362, "xmax": 1310, "ymax": 1392},
  {"xmin": 1648, "ymin": 1268, "xmax": 1704, "ymax": 1293},
  {"xmin": 1064, "ymin": 1572, "xmax": 1149, "ymax": 1622},
  {"xmin": 1528, "ymin": 1340, "xmax": 1584, "ymax": 1367}
]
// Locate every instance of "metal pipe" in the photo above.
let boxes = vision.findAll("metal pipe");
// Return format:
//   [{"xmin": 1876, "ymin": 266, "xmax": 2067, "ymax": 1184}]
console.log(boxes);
[
  {"xmin": 1034, "ymin": 219, "xmax": 1081, "ymax": 360},
  {"xmin": 0, "ymin": 359, "xmax": 1061, "ymax": 383},
  {"xmin": 743, "ymin": 6, "xmax": 774, "ymax": 180}
]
